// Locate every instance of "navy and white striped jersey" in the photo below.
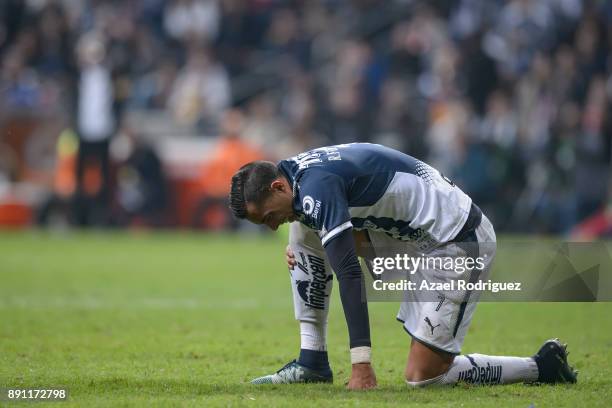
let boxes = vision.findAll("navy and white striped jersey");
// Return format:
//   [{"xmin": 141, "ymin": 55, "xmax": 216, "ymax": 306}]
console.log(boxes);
[{"xmin": 277, "ymin": 143, "xmax": 473, "ymax": 252}]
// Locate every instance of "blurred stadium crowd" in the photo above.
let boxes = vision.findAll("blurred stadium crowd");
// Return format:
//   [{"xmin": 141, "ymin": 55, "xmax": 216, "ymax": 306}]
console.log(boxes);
[{"xmin": 0, "ymin": 0, "xmax": 611, "ymax": 236}]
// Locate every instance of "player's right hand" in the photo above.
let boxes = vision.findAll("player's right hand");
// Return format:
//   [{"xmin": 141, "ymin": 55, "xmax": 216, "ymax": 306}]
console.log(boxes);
[
  {"xmin": 286, "ymin": 245, "xmax": 297, "ymax": 270},
  {"xmin": 347, "ymin": 363, "xmax": 377, "ymax": 390}
]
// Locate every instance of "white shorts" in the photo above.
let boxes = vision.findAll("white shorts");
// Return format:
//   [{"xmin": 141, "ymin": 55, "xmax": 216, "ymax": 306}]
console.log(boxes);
[
  {"xmin": 366, "ymin": 215, "xmax": 496, "ymax": 354},
  {"xmin": 287, "ymin": 215, "xmax": 496, "ymax": 355}
]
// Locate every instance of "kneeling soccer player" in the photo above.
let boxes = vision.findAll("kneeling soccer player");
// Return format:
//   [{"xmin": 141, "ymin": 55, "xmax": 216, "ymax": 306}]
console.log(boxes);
[{"xmin": 229, "ymin": 143, "xmax": 577, "ymax": 389}]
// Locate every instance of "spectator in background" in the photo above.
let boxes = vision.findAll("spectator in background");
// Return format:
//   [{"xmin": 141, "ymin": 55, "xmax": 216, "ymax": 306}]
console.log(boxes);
[
  {"xmin": 129, "ymin": 58, "xmax": 178, "ymax": 110},
  {"xmin": 73, "ymin": 32, "xmax": 117, "ymax": 226},
  {"xmin": 484, "ymin": 0, "xmax": 555, "ymax": 79},
  {"xmin": 574, "ymin": 76, "xmax": 611, "ymax": 221},
  {"xmin": 216, "ymin": 0, "xmax": 254, "ymax": 76},
  {"xmin": 167, "ymin": 45, "xmax": 230, "ymax": 133},
  {"xmin": 115, "ymin": 131, "xmax": 168, "ymax": 227},
  {"xmin": 371, "ymin": 76, "xmax": 427, "ymax": 158},
  {"xmin": 478, "ymin": 89, "xmax": 518, "ymax": 150},
  {"xmin": 262, "ymin": 8, "xmax": 310, "ymax": 69},
  {"xmin": 242, "ymin": 92, "xmax": 290, "ymax": 159},
  {"xmin": 34, "ymin": 3, "xmax": 72, "ymax": 77},
  {"xmin": 515, "ymin": 52, "xmax": 553, "ymax": 157},
  {"xmin": 164, "ymin": 0, "xmax": 220, "ymax": 44},
  {"xmin": 193, "ymin": 108, "xmax": 263, "ymax": 229},
  {"xmin": 316, "ymin": 40, "xmax": 373, "ymax": 145},
  {"xmin": 36, "ymin": 129, "xmax": 78, "ymax": 228},
  {"xmin": 0, "ymin": 20, "xmax": 43, "ymax": 112},
  {"xmin": 0, "ymin": 142, "xmax": 18, "ymax": 184}
]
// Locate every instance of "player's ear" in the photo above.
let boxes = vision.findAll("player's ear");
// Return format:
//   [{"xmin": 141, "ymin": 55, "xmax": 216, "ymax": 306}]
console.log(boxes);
[{"xmin": 270, "ymin": 179, "xmax": 285, "ymax": 192}]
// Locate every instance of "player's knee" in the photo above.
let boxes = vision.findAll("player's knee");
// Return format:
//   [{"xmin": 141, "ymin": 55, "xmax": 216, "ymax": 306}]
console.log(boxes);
[
  {"xmin": 405, "ymin": 340, "xmax": 455, "ymax": 385},
  {"xmin": 404, "ymin": 368, "xmax": 448, "ymax": 387},
  {"xmin": 404, "ymin": 362, "xmax": 451, "ymax": 385},
  {"xmin": 405, "ymin": 376, "xmax": 443, "ymax": 388},
  {"xmin": 404, "ymin": 369, "xmax": 433, "ymax": 384}
]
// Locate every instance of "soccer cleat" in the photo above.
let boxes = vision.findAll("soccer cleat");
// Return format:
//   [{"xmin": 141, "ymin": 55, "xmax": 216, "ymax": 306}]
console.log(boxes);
[
  {"xmin": 250, "ymin": 360, "xmax": 333, "ymax": 384},
  {"xmin": 533, "ymin": 338, "xmax": 578, "ymax": 384}
]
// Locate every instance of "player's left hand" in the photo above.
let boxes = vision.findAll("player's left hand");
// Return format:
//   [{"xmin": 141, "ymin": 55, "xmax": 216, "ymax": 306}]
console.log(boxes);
[{"xmin": 347, "ymin": 363, "xmax": 377, "ymax": 390}]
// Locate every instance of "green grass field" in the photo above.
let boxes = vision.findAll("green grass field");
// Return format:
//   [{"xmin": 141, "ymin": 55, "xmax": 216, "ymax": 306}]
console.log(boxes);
[{"xmin": 1, "ymin": 231, "xmax": 611, "ymax": 407}]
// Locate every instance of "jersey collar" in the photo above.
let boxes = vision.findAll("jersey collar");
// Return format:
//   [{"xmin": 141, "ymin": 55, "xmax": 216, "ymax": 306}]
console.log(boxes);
[{"xmin": 277, "ymin": 160, "xmax": 307, "ymax": 222}]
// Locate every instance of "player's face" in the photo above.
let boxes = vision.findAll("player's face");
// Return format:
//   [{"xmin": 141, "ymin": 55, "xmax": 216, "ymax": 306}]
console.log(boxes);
[{"xmin": 246, "ymin": 179, "xmax": 297, "ymax": 231}]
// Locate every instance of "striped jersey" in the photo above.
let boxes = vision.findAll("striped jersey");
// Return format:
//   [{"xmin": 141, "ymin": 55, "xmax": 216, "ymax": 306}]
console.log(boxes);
[{"xmin": 277, "ymin": 143, "xmax": 473, "ymax": 252}]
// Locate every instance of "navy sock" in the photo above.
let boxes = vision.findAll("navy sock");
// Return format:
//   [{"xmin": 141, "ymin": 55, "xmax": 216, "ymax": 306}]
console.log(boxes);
[{"xmin": 298, "ymin": 349, "xmax": 330, "ymax": 372}]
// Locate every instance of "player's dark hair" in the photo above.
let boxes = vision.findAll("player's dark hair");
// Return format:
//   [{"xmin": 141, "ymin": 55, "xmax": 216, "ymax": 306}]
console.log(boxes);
[{"xmin": 229, "ymin": 161, "xmax": 281, "ymax": 219}]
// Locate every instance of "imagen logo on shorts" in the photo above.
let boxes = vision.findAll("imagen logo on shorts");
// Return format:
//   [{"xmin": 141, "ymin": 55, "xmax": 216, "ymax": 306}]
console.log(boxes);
[{"xmin": 296, "ymin": 252, "xmax": 332, "ymax": 309}]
